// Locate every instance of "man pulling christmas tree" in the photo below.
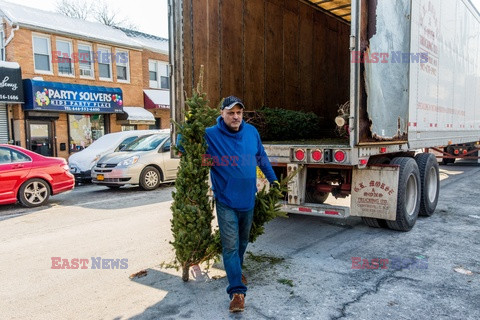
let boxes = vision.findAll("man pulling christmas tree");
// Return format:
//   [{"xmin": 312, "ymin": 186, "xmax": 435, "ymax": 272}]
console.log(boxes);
[
  {"xmin": 172, "ymin": 89, "xmax": 278, "ymax": 313},
  {"xmin": 205, "ymin": 95, "xmax": 278, "ymax": 312}
]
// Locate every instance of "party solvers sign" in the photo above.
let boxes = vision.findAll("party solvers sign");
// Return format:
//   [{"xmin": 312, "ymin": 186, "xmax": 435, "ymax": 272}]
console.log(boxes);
[{"xmin": 23, "ymin": 79, "xmax": 124, "ymax": 114}]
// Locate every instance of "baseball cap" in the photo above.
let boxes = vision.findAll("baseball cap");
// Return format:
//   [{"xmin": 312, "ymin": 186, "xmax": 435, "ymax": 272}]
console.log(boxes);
[{"xmin": 221, "ymin": 96, "xmax": 245, "ymax": 110}]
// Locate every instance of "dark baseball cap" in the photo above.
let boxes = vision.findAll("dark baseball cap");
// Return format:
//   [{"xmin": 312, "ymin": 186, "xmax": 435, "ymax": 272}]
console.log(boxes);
[{"xmin": 221, "ymin": 96, "xmax": 245, "ymax": 110}]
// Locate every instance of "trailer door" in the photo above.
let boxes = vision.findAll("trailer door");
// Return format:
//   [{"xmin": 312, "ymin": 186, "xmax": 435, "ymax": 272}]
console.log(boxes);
[{"xmin": 352, "ymin": 0, "xmax": 412, "ymax": 142}]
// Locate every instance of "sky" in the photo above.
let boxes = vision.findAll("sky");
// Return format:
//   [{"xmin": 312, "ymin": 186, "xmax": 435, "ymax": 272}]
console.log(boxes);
[
  {"xmin": 6, "ymin": 0, "xmax": 480, "ymax": 39},
  {"xmin": 7, "ymin": 0, "xmax": 169, "ymax": 38}
]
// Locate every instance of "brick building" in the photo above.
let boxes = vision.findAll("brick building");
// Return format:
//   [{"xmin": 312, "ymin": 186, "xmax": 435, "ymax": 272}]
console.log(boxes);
[
  {"xmin": 0, "ymin": 1, "xmax": 170, "ymax": 159},
  {"xmin": 119, "ymin": 28, "xmax": 171, "ymax": 131}
]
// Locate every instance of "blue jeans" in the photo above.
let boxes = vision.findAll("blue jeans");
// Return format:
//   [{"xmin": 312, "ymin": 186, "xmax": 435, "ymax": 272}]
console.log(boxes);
[{"xmin": 216, "ymin": 200, "xmax": 254, "ymax": 298}]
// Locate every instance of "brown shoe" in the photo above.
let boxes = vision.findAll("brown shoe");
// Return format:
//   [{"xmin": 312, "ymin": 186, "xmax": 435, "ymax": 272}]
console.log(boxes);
[
  {"xmin": 229, "ymin": 293, "xmax": 245, "ymax": 313},
  {"xmin": 241, "ymin": 274, "xmax": 248, "ymax": 285}
]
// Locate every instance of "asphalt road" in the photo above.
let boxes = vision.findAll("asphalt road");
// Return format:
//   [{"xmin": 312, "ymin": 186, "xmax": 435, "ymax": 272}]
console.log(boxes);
[{"xmin": 0, "ymin": 162, "xmax": 479, "ymax": 320}]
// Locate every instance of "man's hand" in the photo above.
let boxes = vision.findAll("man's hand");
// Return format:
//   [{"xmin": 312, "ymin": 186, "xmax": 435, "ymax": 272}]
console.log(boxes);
[{"xmin": 271, "ymin": 180, "xmax": 281, "ymax": 190}]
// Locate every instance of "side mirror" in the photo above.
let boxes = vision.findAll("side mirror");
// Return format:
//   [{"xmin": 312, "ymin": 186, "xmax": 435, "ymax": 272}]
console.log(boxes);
[{"xmin": 163, "ymin": 145, "xmax": 171, "ymax": 152}]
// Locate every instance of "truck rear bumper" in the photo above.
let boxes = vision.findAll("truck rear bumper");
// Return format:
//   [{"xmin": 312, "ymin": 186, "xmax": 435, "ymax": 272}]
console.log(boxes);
[{"xmin": 282, "ymin": 203, "xmax": 349, "ymax": 219}]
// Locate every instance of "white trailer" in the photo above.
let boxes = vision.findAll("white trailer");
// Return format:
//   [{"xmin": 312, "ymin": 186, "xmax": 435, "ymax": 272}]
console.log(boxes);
[{"xmin": 169, "ymin": 0, "xmax": 480, "ymax": 231}]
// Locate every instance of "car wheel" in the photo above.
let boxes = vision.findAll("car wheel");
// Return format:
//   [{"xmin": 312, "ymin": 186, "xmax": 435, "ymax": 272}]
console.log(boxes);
[
  {"xmin": 139, "ymin": 166, "xmax": 161, "ymax": 190},
  {"xmin": 18, "ymin": 178, "xmax": 51, "ymax": 207}
]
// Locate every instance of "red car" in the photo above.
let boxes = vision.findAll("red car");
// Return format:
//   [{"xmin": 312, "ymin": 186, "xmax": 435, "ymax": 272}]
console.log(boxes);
[{"xmin": 0, "ymin": 144, "xmax": 75, "ymax": 207}]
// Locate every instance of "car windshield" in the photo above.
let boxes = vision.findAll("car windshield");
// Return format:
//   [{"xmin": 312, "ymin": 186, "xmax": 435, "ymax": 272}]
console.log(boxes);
[
  {"xmin": 82, "ymin": 133, "xmax": 127, "ymax": 151},
  {"xmin": 122, "ymin": 134, "xmax": 168, "ymax": 151}
]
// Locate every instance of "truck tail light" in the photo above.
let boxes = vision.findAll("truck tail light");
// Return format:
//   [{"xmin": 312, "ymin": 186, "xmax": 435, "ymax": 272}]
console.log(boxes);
[
  {"xmin": 311, "ymin": 149, "xmax": 322, "ymax": 162},
  {"xmin": 334, "ymin": 150, "xmax": 346, "ymax": 163},
  {"xmin": 294, "ymin": 149, "xmax": 305, "ymax": 161},
  {"xmin": 454, "ymin": 149, "xmax": 459, "ymax": 155}
]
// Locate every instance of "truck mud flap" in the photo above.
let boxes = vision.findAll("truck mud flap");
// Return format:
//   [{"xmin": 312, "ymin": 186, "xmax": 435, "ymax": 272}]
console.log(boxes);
[{"xmin": 350, "ymin": 166, "xmax": 399, "ymax": 220}]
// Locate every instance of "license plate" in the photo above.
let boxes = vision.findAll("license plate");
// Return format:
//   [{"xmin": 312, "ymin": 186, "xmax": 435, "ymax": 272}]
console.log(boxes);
[{"xmin": 96, "ymin": 174, "xmax": 104, "ymax": 181}]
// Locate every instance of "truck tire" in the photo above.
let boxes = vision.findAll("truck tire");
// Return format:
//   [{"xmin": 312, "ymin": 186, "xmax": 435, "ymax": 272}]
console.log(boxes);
[
  {"xmin": 386, "ymin": 157, "xmax": 421, "ymax": 231},
  {"xmin": 305, "ymin": 189, "xmax": 329, "ymax": 204},
  {"xmin": 441, "ymin": 157, "xmax": 455, "ymax": 165},
  {"xmin": 415, "ymin": 153, "xmax": 439, "ymax": 217},
  {"xmin": 361, "ymin": 217, "xmax": 388, "ymax": 228},
  {"xmin": 441, "ymin": 147, "xmax": 455, "ymax": 165},
  {"xmin": 139, "ymin": 166, "xmax": 161, "ymax": 190}
]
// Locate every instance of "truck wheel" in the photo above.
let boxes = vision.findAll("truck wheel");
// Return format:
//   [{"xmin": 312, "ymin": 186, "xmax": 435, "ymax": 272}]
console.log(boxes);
[
  {"xmin": 441, "ymin": 157, "xmax": 455, "ymax": 165},
  {"xmin": 415, "ymin": 153, "xmax": 439, "ymax": 216},
  {"xmin": 361, "ymin": 217, "xmax": 388, "ymax": 228},
  {"xmin": 386, "ymin": 157, "xmax": 421, "ymax": 231},
  {"xmin": 305, "ymin": 190, "xmax": 329, "ymax": 204},
  {"xmin": 441, "ymin": 147, "xmax": 455, "ymax": 165},
  {"xmin": 18, "ymin": 178, "xmax": 51, "ymax": 207},
  {"xmin": 139, "ymin": 166, "xmax": 161, "ymax": 190}
]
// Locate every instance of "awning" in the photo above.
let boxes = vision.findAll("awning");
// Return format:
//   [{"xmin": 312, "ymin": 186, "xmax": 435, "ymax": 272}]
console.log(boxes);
[
  {"xmin": 0, "ymin": 61, "xmax": 24, "ymax": 103},
  {"xmin": 116, "ymin": 106, "xmax": 155, "ymax": 125},
  {"xmin": 144, "ymin": 89, "xmax": 170, "ymax": 109}
]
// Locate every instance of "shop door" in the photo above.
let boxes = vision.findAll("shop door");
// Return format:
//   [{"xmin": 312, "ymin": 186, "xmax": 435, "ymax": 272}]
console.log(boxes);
[{"xmin": 27, "ymin": 121, "xmax": 54, "ymax": 156}]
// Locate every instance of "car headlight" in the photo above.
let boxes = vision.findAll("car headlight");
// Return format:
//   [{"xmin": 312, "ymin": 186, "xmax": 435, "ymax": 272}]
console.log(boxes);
[{"xmin": 118, "ymin": 156, "xmax": 139, "ymax": 167}]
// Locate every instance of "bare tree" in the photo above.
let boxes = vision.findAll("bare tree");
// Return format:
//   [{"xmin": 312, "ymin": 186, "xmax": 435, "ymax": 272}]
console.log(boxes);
[
  {"xmin": 55, "ymin": 0, "xmax": 137, "ymax": 29},
  {"xmin": 55, "ymin": 0, "xmax": 94, "ymax": 20}
]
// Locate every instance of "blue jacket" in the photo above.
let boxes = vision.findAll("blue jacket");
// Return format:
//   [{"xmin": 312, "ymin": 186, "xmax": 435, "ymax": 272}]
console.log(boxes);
[{"xmin": 205, "ymin": 116, "xmax": 277, "ymax": 211}]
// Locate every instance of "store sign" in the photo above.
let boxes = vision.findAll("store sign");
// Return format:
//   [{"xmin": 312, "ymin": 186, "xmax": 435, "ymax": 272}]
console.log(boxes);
[
  {"xmin": 23, "ymin": 80, "xmax": 123, "ymax": 114},
  {"xmin": 0, "ymin": 66, "xmax": 24, "ymax": 103}
]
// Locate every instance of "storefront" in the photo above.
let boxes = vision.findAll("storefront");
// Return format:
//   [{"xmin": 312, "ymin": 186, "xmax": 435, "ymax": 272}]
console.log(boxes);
[
  {"xmin": 23, "ymin": 79, "xmax": 123, "ymax": 157},
  {"xmin": 0, "ymin": 62, "xmax": 24, "ymax": 144}
]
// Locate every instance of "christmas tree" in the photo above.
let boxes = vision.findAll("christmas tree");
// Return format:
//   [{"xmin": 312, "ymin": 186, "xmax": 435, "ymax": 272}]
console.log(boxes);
[{"xmin": 170, "ymin": 67, "xmax": 220, "ymax": 281}]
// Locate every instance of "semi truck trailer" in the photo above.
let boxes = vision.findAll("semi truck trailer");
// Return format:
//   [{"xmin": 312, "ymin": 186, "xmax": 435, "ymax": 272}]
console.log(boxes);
[{"xmin": 168, "ymin": 0, "xmax": 480, "ymax": 231}]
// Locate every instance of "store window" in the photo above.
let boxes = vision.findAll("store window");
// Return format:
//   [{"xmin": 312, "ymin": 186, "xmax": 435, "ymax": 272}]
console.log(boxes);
[
  {"xmin": 149, "ymin": 60, "xmax": 169, "ymax": 89},
  {"xmin": 98, "ymin": 46, "xmax": 112, "ymax": 80},
  {"xmin": 56, "ymin": 39, "xmax": 74, "ymax": 75},
  {"xmin": 78, "ymin": 44, "xmax": 94, "ymax": 78},
  {"xmin": 149, "ymin": 118, "xmax": 161, "ymax": 130},
  {"xmin": 33, "ymin": 35, "xmax": 52, "ymax": 73},
  {"xmin": 121, "ymin": 125, "xmax": 136, "ymax": 131},
  {"xmin": 68, "ymin": 114, "xmax": 105, "ymax": 152},
  {"xmin": 116, "ymin": 50, "xmax": 130, "ymax": 82}
]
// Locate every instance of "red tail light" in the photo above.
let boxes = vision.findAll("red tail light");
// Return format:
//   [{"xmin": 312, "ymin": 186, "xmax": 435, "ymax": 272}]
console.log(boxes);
[
  {"xmin": 295, "ymin": 149, "xmax": 305, "ymax": 161},
  {"xmin": 334, "ymin": 150, "xmax": 346, "ymax": 163},
  {"xmin": 454, "ymin": 149, "xmax": 460, "ymax": 155},
  {"xmin": 311, "ymin": 149, "xmax": 322, "ymax": 162}
]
